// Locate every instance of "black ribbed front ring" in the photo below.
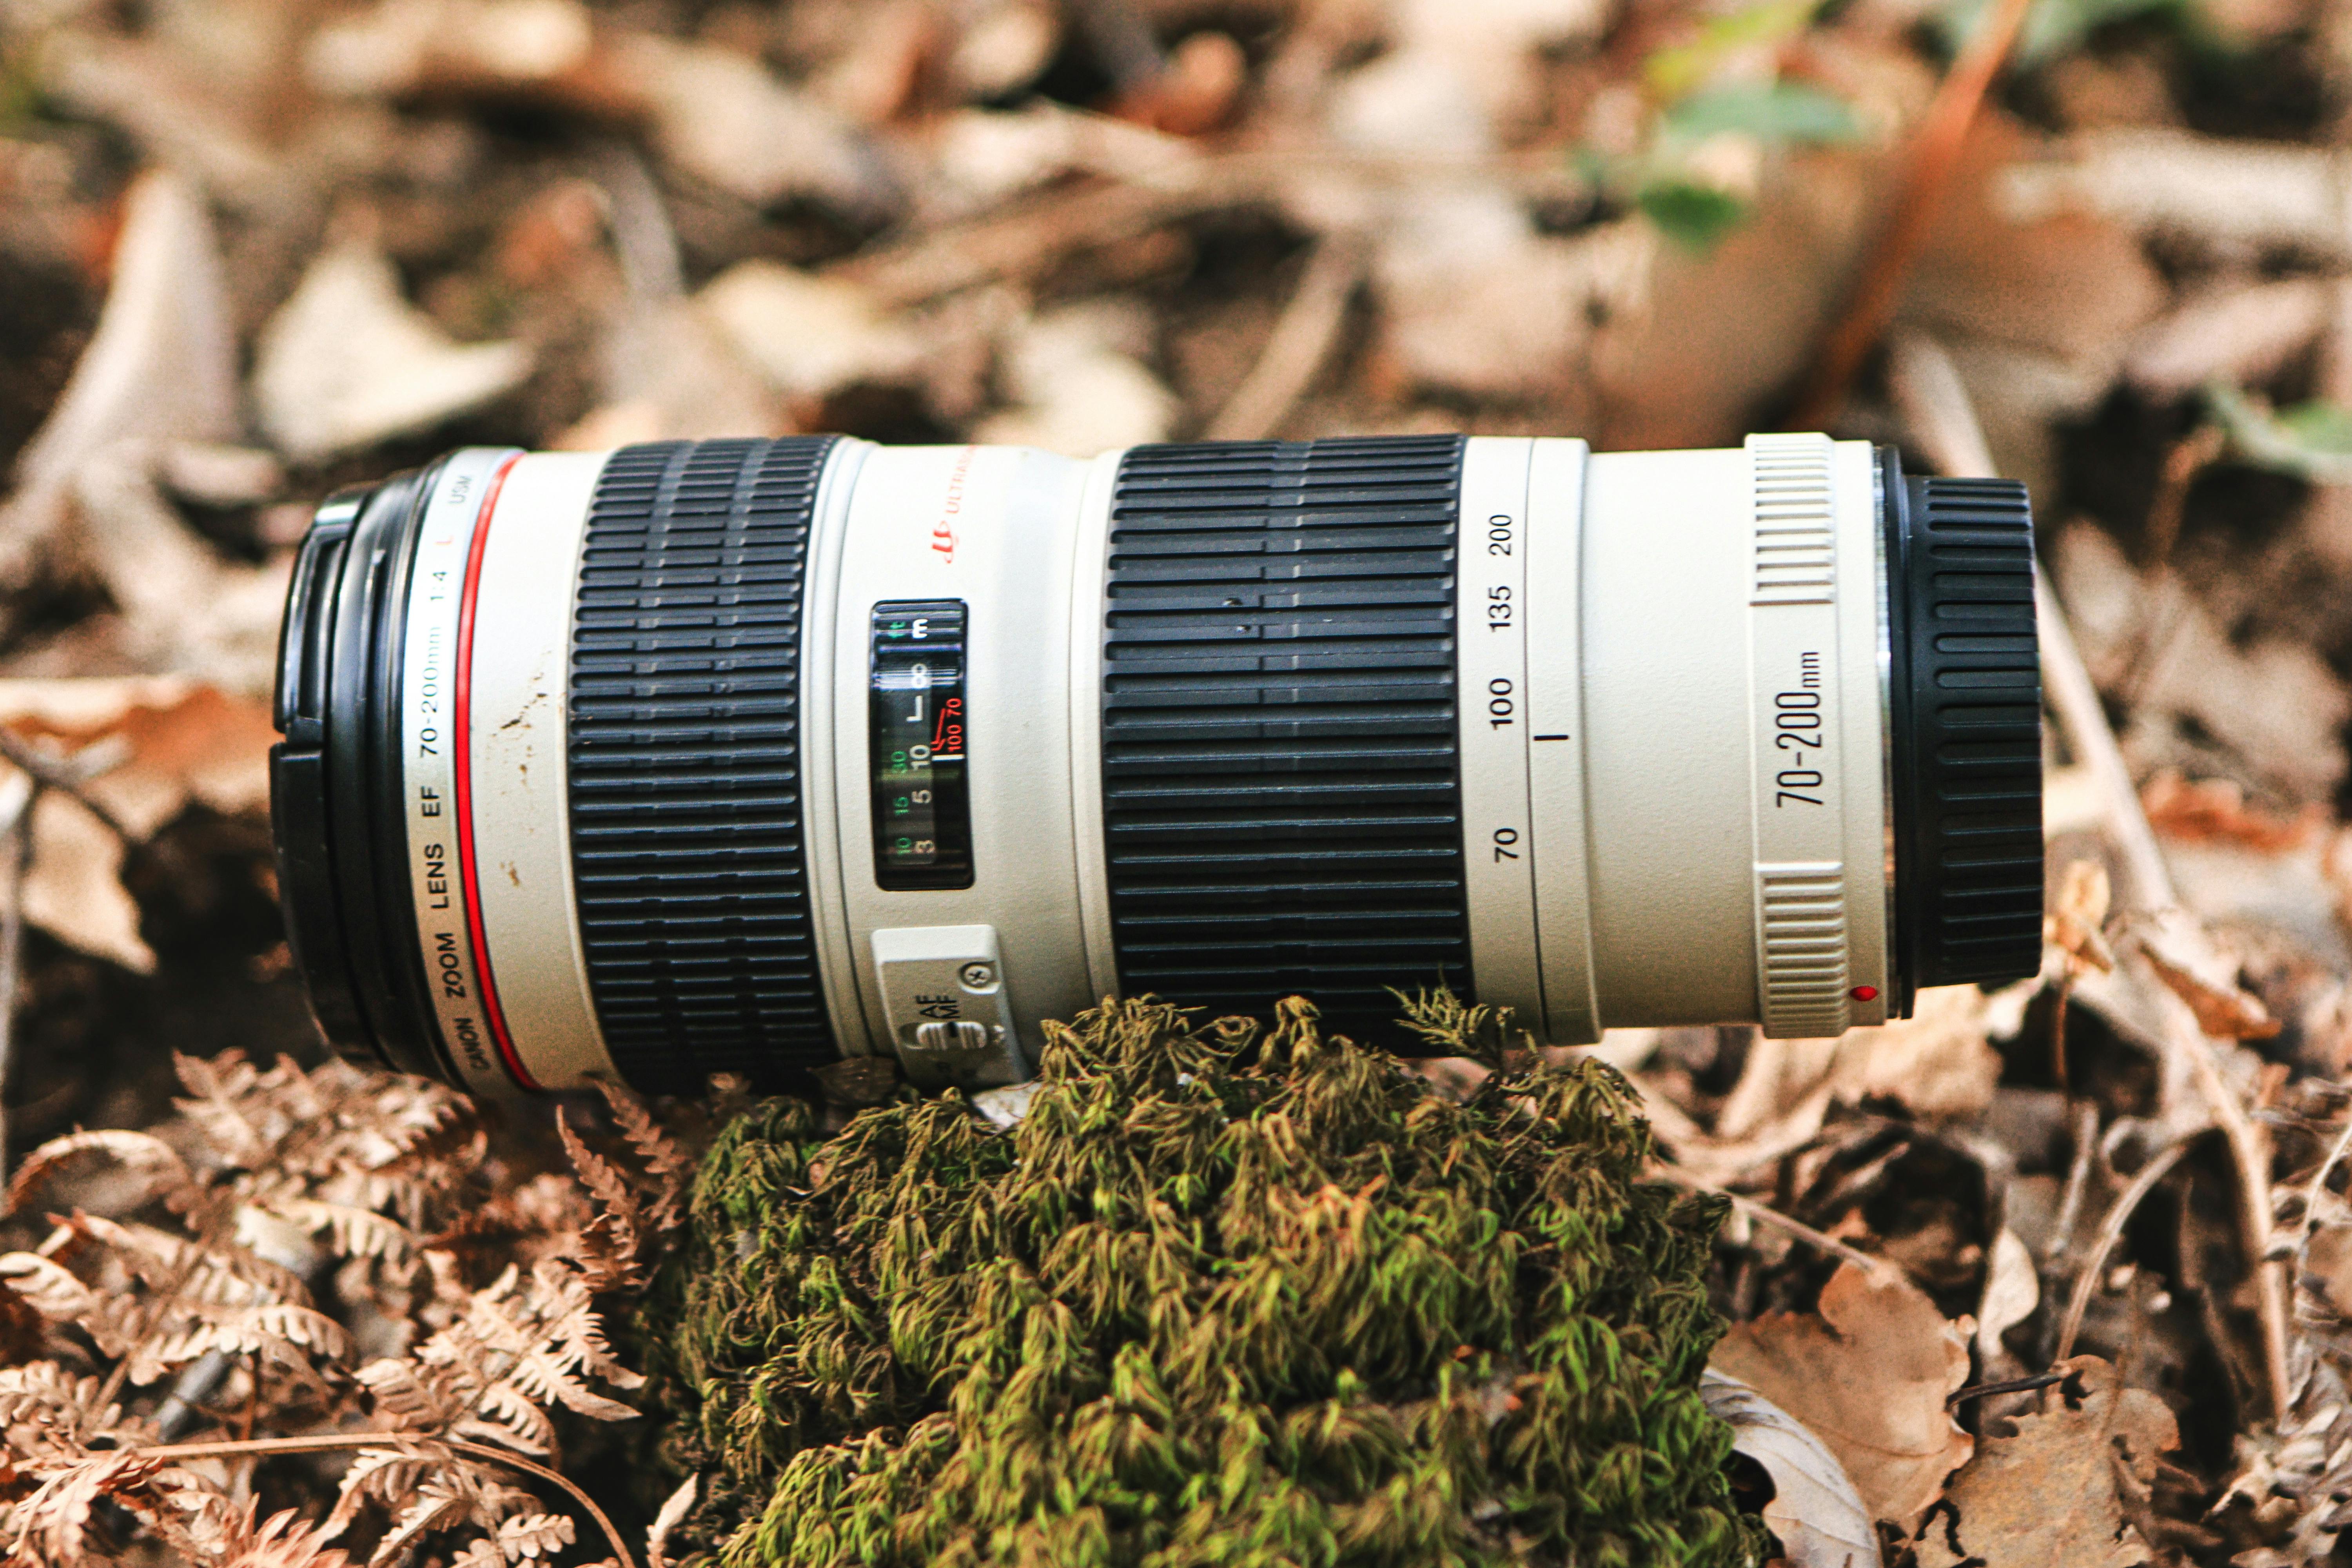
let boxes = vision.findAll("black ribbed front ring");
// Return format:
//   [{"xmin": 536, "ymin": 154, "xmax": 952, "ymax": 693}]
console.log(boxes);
[
  {"xmin": 568, "ymin": 437, "xmax": 838, "ymax": 1093},
  {"xmin": 1100, "ymin": 437, "xmax": 1468, "ymax": 1042},
  {"xmin": 1883, "ymin": 457, "xmax": 2045, "ymax": 1005}
]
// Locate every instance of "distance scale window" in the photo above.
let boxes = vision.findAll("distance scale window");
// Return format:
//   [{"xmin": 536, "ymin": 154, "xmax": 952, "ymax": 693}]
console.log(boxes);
[{"xmin": 869, "ymin": 600, "xmax": 974, "ymax": 890}]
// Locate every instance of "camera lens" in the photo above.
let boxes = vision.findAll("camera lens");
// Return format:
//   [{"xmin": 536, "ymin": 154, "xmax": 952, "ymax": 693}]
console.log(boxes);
[{"xmin": 269, "ymin": 434, "xmax": 2041, "ymax": 1097}]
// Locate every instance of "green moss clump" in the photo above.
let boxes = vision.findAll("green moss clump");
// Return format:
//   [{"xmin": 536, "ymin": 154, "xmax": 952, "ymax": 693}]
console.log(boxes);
[{"xmin": 652, "ymin": 996, "xmax": 1759, "ymax": 1567}]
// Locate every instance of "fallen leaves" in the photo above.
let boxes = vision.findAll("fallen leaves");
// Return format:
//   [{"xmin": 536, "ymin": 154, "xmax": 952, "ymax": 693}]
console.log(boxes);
[
  {"xmin": 1973, "ymin": 1227, "xmax": 2041, "ymax": 1361},
  {"xmin": 252, "ymin": 238, "xmax": 532, "ymax": 463},
  {"xmin": 1913, "ymin": 1356, "xmax": 2176, "ymax": 1568},
  {"xmin": 2142, "ymin": 770, "xmax": 2323, "ymax": 853},
  {"xmin": 2055, "ymin": 524, "xmax": 2352, "ymax": 801},
  {"xmin": 2049, "ymin": 858, "xmax": 2116, "ymax": 973},
  {"xmin": 1710, "ymin": 1261, "xmax": 1975, "ymax": 1530},
  {"xmin": 0, "ymin": 677, "xmax": 274, "ymax": 971},
  {"xmin": 2, "ymin": 171, "xmax": 235, "ymax": 596},
  {"xmin": 971, "ymin": 301, "xmax": 1177, "ymax": 456},
  {"xmin": 1702, "ymin": 1370, "xmax": 1877, "ymax": 1568},
  {"xmin": 2138, "ymin": 905, "xmax": 2283, "ymax": 1041},
  {"xmin": 2003, "ymin": 128, "xmax": 2352, "ymax": 262},
  {"xmin": 1833, "ymin": 984, "xmax": 2008, "ymax": 1118},
  {"xmin": 617, "ymin": 34, "xmax": 890, "ymax": 218},
  {"xmin": 697, "ymin": 260, "xmax": 923, "ymax": 401}
]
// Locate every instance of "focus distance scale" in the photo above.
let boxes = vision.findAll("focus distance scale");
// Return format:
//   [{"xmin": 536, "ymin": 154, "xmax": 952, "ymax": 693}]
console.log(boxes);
[{"xmin": 271, "ymin": 433, "xmax": 2044, "ymax": 1099}]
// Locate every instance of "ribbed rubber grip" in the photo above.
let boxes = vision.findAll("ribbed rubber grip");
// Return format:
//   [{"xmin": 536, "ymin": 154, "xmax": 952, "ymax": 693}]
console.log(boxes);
[
  {"xmin": 1887, "ymin": 471, "xmax": 2044, "ymax": 997},
  {"xmin": 1101, "ymin": 437, "xmax": 1468, "ymax": 1040},
  {"xmin": 568, "ymin": 438, "xmax": 837, "ymax": 1093}
]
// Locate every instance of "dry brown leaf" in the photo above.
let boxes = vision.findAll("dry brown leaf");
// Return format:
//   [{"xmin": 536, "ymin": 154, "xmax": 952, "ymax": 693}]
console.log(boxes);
[
  {"xmin": 2139, "ymin": 910, "xmax": 2282, "ymax": 1041},
  {"xmin": 1702, "ymin": 1370, "xmax": 1877, "ymax": 1568},
  {"xmin": 68, "ymin": 441, "xmax": 292, "ymax": 693},
  {"xmin": 304, "ymin": 0, "xmax": 593, "ymax": 98},
  {"xmin": 2054, "ymin": 524, "xmax": 2351, "ymax": 799},
  {"xmin": 252, "ymin": 239, "xmax": 531, "ymax": 463},
  {"xmin": 1904, "ymin": 116, "xmax": 2166, "ymax": 375},
  {"xmin": 26, "ymin": 789, "xmax": 149, "ymax": 974},
  {"xmin": 973, "ymin": 302, "xmax": 1177, "ymax": 457},
  {"xmin": 1710, "ymin": 1261, "xmax": 1975, "ymax": 1529},
  {"xmin": 2049, "ymin": 858, "xmax": 2115, "ymax": 974},
  {"xmin": 919, "ymin": 102, "xmax": 1195, "ymax": 219},
  {"xmin": 2143, "ymin": 770, "xmax": 2322, "ymax": 853},
  {"xmin": 1913, "ymin": 1355, "xmax": 2176, "ymax": 1568},
  {"xmin": 1832, "ymin": 984, "xmax": 2007, "ymax": 1118},
  {"xmin": 1974, "ymin": 1227, "xmax": 2041, "ymax": 1361},
  {"xmin": 697, "ymin": 261, "xmax": 923, "ymax": 401},
  {"xmin": 616, "ymin": 35, "xmax": 889, "ymax": 218},
  {"xmin": 1368, "ymin": 199, "xmax": 1638, "ymax": 405},
  {"xmin": 2303, "ymin": 1223, "xmax": 2352, "ymax": 1315},
  {"xmin": 0, "ymin": 678, "xmax": 275, "ymax": 970},
  {"xmin": 1, "ymin": 171, "xmax": 238, "ymax": 597},
  {"xmin": 2122, "ymin": 276, "xmax": 2330, "ymax": 398},
  {"xmin": 1590, "ymin": 153, "xmax": 1881, "ymax": 448},
  {"xmin": 2003, "ymin": 127, "xmax": 2352, "ymax": 261}
]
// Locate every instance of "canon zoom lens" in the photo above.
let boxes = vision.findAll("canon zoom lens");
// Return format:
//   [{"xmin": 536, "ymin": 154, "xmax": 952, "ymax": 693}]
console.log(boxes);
[{"xmin": 269, "ymin": 435, "xmax": 2043, "ymax": 1099}]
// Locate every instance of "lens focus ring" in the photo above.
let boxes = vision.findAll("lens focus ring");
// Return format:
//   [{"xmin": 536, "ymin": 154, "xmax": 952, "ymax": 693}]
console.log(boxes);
[
  {"xmin": 1101, "ymin": 437, "xmax": 1470, "ymax": 1041},
  {"xmin": 568, "ymin": 437, "xmax": 837, "ymax": 1092}
]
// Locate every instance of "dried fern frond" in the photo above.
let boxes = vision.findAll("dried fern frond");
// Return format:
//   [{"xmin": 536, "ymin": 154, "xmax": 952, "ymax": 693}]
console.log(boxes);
[
  {"xmin": 215, "ymin": 1502, "xmax": 353, "ymax": 1568},
  {"xmin": 558, "ymin": 1112, "xmax": 645, "ymax": 1292},
  {"xmin": 4, "ymin": 1450, "xmax": 164, "ymax": 1564},
  {"xmin": 5, "ymin": 1129, "xmax": 197, "ymax": 1218},
  {"xmin": 0, "ymin": 1250, "xmax": 110, "ymax": 1325},
  {"xmin": 426, "ymin": 1174, "xmax": 595, "ymax": 1275},
  {"xmin": 0, "ymin": 1047, "xmax": 681, "ymax": 1568},
  {"xmin": 560, "ymin": 1088, "xmax": 693, "ymax": 1292},
  {"xmin": 593, "ymin": 1083, "xmax": 692, "ymax": 1238}
]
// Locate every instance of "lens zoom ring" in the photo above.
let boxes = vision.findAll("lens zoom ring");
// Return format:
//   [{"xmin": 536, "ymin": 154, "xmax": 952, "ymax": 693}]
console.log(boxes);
[
  {"xmin": 1102, "ymin": 437, "xmax": 1468, "ymax": 1039},
  {"xmin": 568, "ymin": 437, "xmax": 837, "ymax": 1091},
  {"xmin": 1895, "ymin": 474, "xmax": 2043, "ymax": 990}
]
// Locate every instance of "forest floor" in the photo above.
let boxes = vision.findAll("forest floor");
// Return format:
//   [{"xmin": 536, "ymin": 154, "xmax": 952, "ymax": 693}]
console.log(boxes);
[{"xmin": 7, "ymin": 0, "xmax": 2352, "ymax": 1562}]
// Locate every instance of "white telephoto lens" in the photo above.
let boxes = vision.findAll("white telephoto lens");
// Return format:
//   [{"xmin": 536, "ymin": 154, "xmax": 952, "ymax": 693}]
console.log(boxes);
[{"xmin": 272, "ymin": 434, "xmax": 2040, "ymax": 1096}]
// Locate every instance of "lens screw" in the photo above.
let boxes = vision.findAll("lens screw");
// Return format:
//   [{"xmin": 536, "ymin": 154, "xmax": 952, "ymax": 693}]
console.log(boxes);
[{"xmin": 958, "ymin": 961, "xmax": 998, "ymax": 990}]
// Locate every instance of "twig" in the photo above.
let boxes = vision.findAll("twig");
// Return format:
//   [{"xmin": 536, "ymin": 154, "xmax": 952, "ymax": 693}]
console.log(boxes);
[
  {"xmin": 1788, "ymin": 0, "xmax": 2038, "ymax": 428},
  {"xmin": 1203, "ymin": 232, "xmax": 1368, "ymax": 441},
  {"xmin": 2144, "ymin": 425, "xmax": 2226, "ymax": 566},
  {"xmin": 0, "ymin": 728, "xmax": 139, "ymax": 845},
  {"xmin": 1651, "ymin": 1164, "xmax": 1905, "ymax": 1286},
  {"xmin": 2047, "ymin": 1098, "xmax": 2102, "ymax": 1263},
  {"xmin": 1889, "ymin": 329, "xmax": 2296, "ymax": 1419},
  {"xmin": 2051, "ymin": 975, "xmax": 2073, "ymax": 1094},
  {"xmin": 0, "ymin": 773, "xmax": 36, "ymax": 1180},
  {"xmin": 1947, "ymin": 1370, "xmax": 2067, "ymax": 1407},
  {"xmin": 2296, "ymin": 1109, "xmax": 2352, "ymax": 1234},
  {"xmin": 2055, "ymin": 1136, "xmax": 2196, "ymax": 1363},
  {"xmin": 133, "ymin": 1433, "xmax": 637, "ymax": 1568},
  {"xmin": 831, "ymin": 149, "xmax": 1583, "ymax": 308},
  {"xmin": 2156, "ymin": 978, "xmax": 2294, "ymax": 1419}
]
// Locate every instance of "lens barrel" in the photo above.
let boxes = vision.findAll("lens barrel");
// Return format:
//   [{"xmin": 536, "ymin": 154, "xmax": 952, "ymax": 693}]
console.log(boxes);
[{"xmin": 272, "ymin": 434, "xmax": 2042, "ymax": 1096}]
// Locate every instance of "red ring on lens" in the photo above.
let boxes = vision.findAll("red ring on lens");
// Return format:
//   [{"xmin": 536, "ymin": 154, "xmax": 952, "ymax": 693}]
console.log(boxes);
[{"xmin": 453, "ymin": 453, "xmax": 536, "ymax": 1092}]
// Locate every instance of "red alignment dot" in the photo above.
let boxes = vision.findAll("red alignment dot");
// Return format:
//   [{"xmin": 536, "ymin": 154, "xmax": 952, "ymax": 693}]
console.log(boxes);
[{"xmin": 1850, "ymin": 985, "xmax": 1879, "ymax": 1002}]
